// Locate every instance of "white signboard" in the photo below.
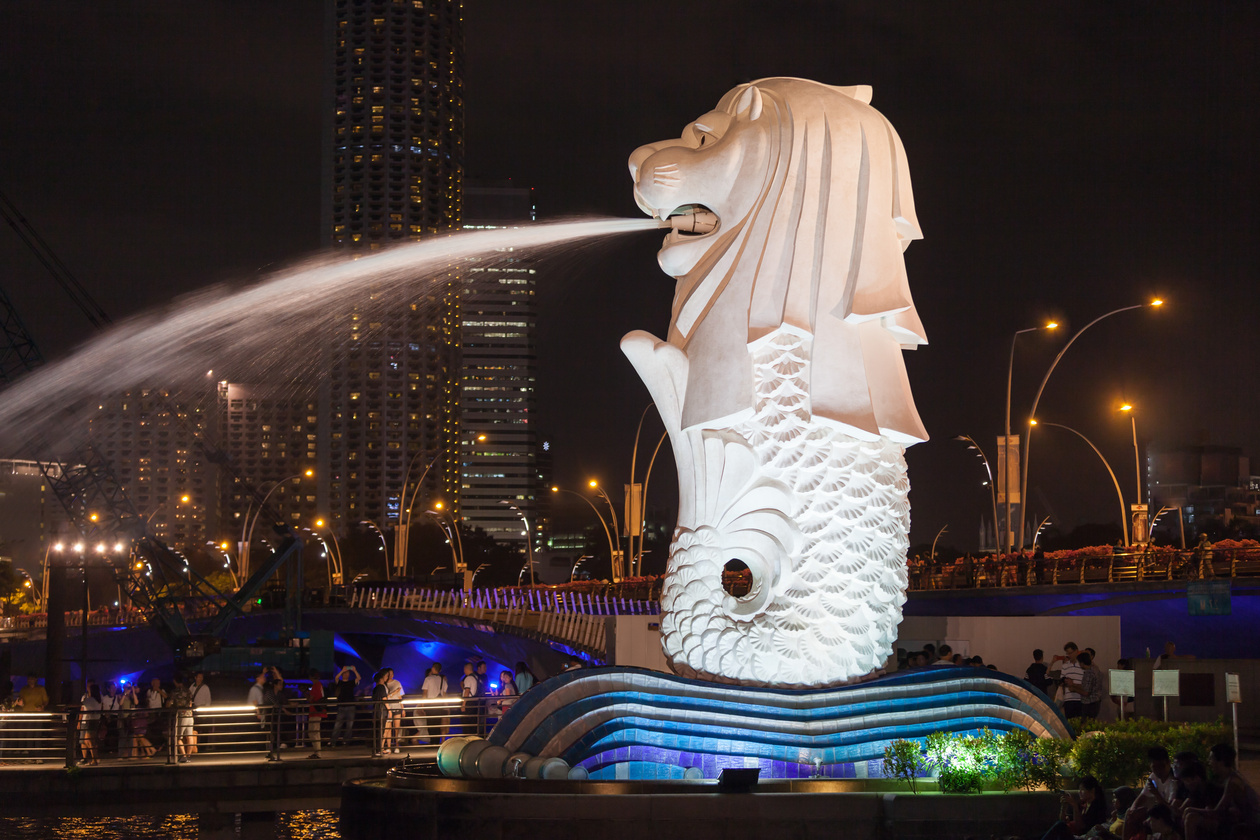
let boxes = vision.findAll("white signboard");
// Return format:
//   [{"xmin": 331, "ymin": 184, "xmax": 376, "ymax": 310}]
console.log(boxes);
[
  {"xmin": 1109, "ymin": 669, "xmax": 1136, "ymax": 697},
  {"xmin": 1226, "ymin": 673, "xmax": 1241, "ymax": 704},
  {"xmin": 1152, "ymin": 669, "xmax": 1180, "ymax": 697}
]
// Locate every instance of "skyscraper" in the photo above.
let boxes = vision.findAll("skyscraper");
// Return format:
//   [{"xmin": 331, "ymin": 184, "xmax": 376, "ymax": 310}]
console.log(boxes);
[
  {"xmin": 459, "ymin": 184, "xmax": 538, "ymax": 546},
  {"xmin": 319, "ymin": 0, "xmax": 465, "ymax": 530}
]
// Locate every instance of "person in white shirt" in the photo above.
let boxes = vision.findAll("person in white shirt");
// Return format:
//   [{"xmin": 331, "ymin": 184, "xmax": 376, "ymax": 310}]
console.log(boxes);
[
  {"xmin": 418, "ymin": 663, "xmax": 449, "ymax": 745},
  {"xmin": 1048, "ymin": 642, "xmax": 1084, "ymax": 717},
  {"xmin": 187, "ymin": 671, "xmax": 211, "ymax": 756},
  {"xmin": 384, "ymin": 669, "xmax": 404, "ymax": 753},
  {"xmin": 146, "ymin": 677, "xmax": 166, "ymax": 709}
]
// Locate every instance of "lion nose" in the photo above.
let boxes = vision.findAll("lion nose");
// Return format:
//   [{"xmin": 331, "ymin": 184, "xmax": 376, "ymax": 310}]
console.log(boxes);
[{"xmin": 628, "ymin": 141, "xmax": 670, "ymax": 184}]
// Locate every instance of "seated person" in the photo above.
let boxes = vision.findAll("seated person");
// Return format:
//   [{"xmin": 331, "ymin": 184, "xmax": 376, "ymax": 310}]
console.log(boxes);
[
  {"xmin": 1125, "ymin": 747, "xmax": 1180, "ymax": 838},
  {"xmin": 1147, "ymin": 803, "xmax": 1184, "ymax": 840},
  {"xmin": 1183, "ymin": 743, "xmax": 1260, "ymax": 840},
  {"xmin": 1044, "ymin": 775, "xmax": 1108, "ymax": 840}
]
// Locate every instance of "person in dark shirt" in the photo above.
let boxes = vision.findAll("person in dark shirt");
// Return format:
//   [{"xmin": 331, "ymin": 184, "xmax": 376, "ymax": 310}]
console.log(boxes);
[
  {"xmin": 370, "ymin": 670, "xmax": 389, "ymax": 757},
  {"xmin": 331, "ymin": 665, "xmax": 360, "ymax": 748},
  {"xmin": 1025, "ymin": 648, "xmax": 1051, "ymax": 694}
]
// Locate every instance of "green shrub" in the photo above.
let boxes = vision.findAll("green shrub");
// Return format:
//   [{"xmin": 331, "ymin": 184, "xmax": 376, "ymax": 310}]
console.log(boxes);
[
  {"xmin": 883, "ymin": 739, "xmax": 927, "ymax": 793},
  {"xmin": 924, "ymin": 730, "xmax": 988, "ymax": 794},
  {"xmin": 1066, "ymin": 719, "xmax": 1232, "ymax": 788}
]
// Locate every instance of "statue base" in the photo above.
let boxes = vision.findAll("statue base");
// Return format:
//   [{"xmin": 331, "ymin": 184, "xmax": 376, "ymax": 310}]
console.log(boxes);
[{"xmin": 443, "ymin": 666, "xmax": 1070, "ymax": 781}]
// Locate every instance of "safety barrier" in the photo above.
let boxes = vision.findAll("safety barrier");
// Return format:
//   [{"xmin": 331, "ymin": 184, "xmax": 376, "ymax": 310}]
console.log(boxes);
[{"xmin": 0, "ymin": 696, "xmax": 500, "ymax": 769}]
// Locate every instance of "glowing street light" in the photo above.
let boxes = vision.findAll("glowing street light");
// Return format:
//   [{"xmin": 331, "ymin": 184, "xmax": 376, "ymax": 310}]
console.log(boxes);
[
  {"xmin": 588, "ymin": 479, "xmax": 625, "ymax": 579},
  {"xmin": 1017, "ymin": 299, "xmax": 1164, "ymax": 550}
]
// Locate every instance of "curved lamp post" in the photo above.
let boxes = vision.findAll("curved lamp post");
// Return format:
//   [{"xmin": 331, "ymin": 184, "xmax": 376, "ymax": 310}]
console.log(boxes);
[
  {"xmin": 930, "ymin": 525, "xmax": 948, "ymax": 561},
  {"xmin": 1034, "ymin": 420, "xmax": 1130, "ymax": 546},
  {"xmin": 241, "ymin": 469, "xmax": 313, "ymax": 581},
  {"xmin": 634, "ymin": 430, "xmax": 670, "ymax": 576},
  {"xmin": 955, "ymin": 435, "xmax": 1000, "ymax": 554},
  {"xmin": 1004, "ymin": 322, "xmax": 1057, "ymax": 553},
  {"xmin": 425, "ymin": 506, "xmax": 466, "ymax": 577},
  {"xmin": 499, "ymin": 500, "xmax": 534, "ymax": 587},
  {"xmin": 313, "ymin": 518, "xmax": 344, "ymax": 585},
  {"xmin": 421, "ymin": 511, "xmax": 461, "ymax": 574},
  {"xmin": 552, "ymin": 485, "xmax": 618, "ymax": 582},
  {"xmin": 1017, "ymin": 300, "xmax": 1162, "ymax": 549},
  {"xmin": 1119, "ymin": 404, "xmax": 1147, "ymax": 543},
  {"xmin": 395, "ymin": 434, "xmax": 484, "ymax": 579},
  {"xmin": 588, "ymin": 480, "xmax": 623, "ymax": 579},
  {"xmin": 358, "ymin": 520, "xmax": 390, "ymax": 578}
]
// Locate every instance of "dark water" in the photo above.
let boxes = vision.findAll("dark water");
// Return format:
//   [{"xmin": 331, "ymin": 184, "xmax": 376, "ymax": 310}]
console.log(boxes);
[{"xmin": 0, "ymin": 810, "xmax": 339, "ymax": 839}]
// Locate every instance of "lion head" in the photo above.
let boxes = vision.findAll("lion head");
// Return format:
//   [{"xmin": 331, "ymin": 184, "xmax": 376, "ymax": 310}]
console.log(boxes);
[{"xmin": 627, "ymin": 78, "xmax": 928, "ymax": 445}]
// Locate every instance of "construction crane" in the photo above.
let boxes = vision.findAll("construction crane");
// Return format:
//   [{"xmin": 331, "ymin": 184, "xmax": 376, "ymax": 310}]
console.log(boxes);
[{"xmin": 0, "ymin": 188, "xmax": 307, "ymax": 668}]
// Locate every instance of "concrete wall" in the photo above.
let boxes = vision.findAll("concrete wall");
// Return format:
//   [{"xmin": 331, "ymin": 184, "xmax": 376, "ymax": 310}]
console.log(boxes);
[
  {"xmin": 606, "ymin": 615, "xmax": 671, "ymax": 673},
  {"xmin": 1128, "ymin": 657, "xmax": 1258, "ymax": 731},
  {"xmin": 895, "ymin": 614, "xmax": 1121, "ymax": 687}
]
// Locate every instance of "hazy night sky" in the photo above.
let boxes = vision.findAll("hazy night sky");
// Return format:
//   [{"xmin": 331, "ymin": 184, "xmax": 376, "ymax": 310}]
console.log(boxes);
[{"xmin": 1, "ymin": 2, "xmax": 1257, "ymax": 552}]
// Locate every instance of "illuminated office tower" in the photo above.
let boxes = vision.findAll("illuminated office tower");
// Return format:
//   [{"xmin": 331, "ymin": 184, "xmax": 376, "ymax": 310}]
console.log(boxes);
[
  {"xmin": 319, "ymin": 0, "xmax": 465, "ymax": 528},
  {"xmin": 459, "ymin": 184, "xmax": 538, "ymax": 546}
]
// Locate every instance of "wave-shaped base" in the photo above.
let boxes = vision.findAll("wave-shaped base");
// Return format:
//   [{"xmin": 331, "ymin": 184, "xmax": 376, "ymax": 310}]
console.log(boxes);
[{"xmin": 477, "ymin": 665, "xmax": 1070, "ymax": 781}]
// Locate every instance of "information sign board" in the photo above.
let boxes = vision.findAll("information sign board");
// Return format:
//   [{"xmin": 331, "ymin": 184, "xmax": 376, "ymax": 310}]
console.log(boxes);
[
  {"xmin": 1152, "ymin": 669, "xmax": 1180, "ymax": 697},
  {"xmin": 1109, "ymin": 669, "xmax": 1136, "ymax": 697},
  {"xmin": 1226, "ymin": 673, "xmax": 1241, "ymax": 704}
]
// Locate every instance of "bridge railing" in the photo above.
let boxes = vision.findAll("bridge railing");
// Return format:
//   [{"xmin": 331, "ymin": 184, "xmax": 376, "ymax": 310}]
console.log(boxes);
[
  {"xmin": 0, "ymin": 696, "xmax": 503, "ymax": 770},
  {"xmin": 347, "ymin": 586, "xmax": 660, "ymax": 657},
  {"xmin": 906, "ymin": 546, "xmax": 1260, "ymax": 591}
]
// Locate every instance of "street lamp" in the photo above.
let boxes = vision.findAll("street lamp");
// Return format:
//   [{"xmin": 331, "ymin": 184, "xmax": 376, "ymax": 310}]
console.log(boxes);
[
  {"xmin": 470, "ymin": 563, "xmax": 490, "ymax": 589},
  {"xmin": 633, "ymin": 430, "xmax": 670, "ymax": 576},
  {"xmin": 1033, "ymin": 419, "xmax": 1130, "ymax": 546},
  {"xmin": 955, "ymin": 435, "xmax": 1000, "ymax": 555},
  {"xmin": 358, "ymin": 520, "xmax": 390, "ymax": 579},
  {"xmin": 930, "ymin": 525, "xmax": 948, "ymax": 561},
  {"xmin": 1032, "ymin": 517, "xmax": 1053, "ymax": 551},
  {"xmin": 570, "ymin": 555, "xmax": 591, "ymax": 582},
  {"xmin": 588, "ymin": 480, "xmax": 623, "ymax": 579},
  {"xmin": 313, "ymin": 518, "xmax": 344, "ymax": 585},
  {"xmin": 241, "ymin": 469, "xmax": 313, "ymax": 581},
  {"xmin": 1003, "ymin": 322, "xmax": 1058, "ymax": 554},
  {"xmin": 1119, "ymin": 404, "xmax": 1147, "ymax": 543},
  {"xmin": 422, "ymin": 510, "xmax": 462, "ymax": 575},
  {"xmin": 552, "ymin": 485, "xmax": 618, "ymax": 582},
  {"xmin": 499, "ymin": 500, "xmax": 534, "ymax": 587},
  {"xmin": 395, "ymin": 435, "xmax": 485, "ymax": 579},
  {"xmin": 1017, "ymin": 300, "xmax": 1162, "ymax": 550},
  {"xmin": 209, "ymin": 540, "xmax": 239, "ymax": 589}
]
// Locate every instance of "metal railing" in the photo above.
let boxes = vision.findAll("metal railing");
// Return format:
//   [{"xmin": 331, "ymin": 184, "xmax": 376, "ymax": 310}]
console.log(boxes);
[
  {"xmin": 0, "ymin": 696, "xmax": 502, "ymax": 769},
  {"xmin": 347, "ymin": 586, "xmax": 661, "ymax": 656},
  {"xmin": 906, "ymin": 547, "xmax": 1260, "ymax": 591}
]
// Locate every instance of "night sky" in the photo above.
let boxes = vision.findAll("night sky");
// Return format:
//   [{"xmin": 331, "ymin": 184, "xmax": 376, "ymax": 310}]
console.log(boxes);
[{"xmin": 2, "ymin": 3, "xmax": 1257, "ymax": 552}]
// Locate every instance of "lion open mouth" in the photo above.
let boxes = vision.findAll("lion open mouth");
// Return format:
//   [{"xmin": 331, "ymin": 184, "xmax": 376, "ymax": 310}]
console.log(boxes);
[{"xmin": 665, "ymin": 204, "xmax": 720, "ymax": 237}]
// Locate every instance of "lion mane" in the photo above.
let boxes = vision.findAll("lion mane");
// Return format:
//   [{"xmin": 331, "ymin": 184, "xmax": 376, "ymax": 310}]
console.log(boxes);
[{"xmin": 635, "ymin": 77, "xmax": 928, "ymax": 445}]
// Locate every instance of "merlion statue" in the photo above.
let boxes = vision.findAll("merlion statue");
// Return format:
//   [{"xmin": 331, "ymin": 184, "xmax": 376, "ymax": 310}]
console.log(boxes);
[{"xmin": 623, "ymin": 77, "xmax": 928, "ymax": 688}]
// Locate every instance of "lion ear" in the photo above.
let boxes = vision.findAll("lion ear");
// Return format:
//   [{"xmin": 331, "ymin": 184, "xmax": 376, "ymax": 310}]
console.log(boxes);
[
  {"xmin": 734, "ymin": 85, "xmax": 763, "ymax": 121},
  {"xmin": 835, "ymin": 85, "xmax": 873, "ymax": 104}
]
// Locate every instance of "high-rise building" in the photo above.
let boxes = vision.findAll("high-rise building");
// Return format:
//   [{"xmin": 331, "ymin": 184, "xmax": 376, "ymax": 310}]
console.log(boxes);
[
  {"xmin": 459, "ymin": 184, "xmax": 538, "ymax": 546},
  {"xmin": 217, "ymin": 382, "xmax": 320, "ymax": 542},
  {"xmin": 319, "ymin": 0, "xmax": 465, "ymax": 529},
  {"xmin": 88, "ymin": 388, "xmax": 220, "ymax": 547}
]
